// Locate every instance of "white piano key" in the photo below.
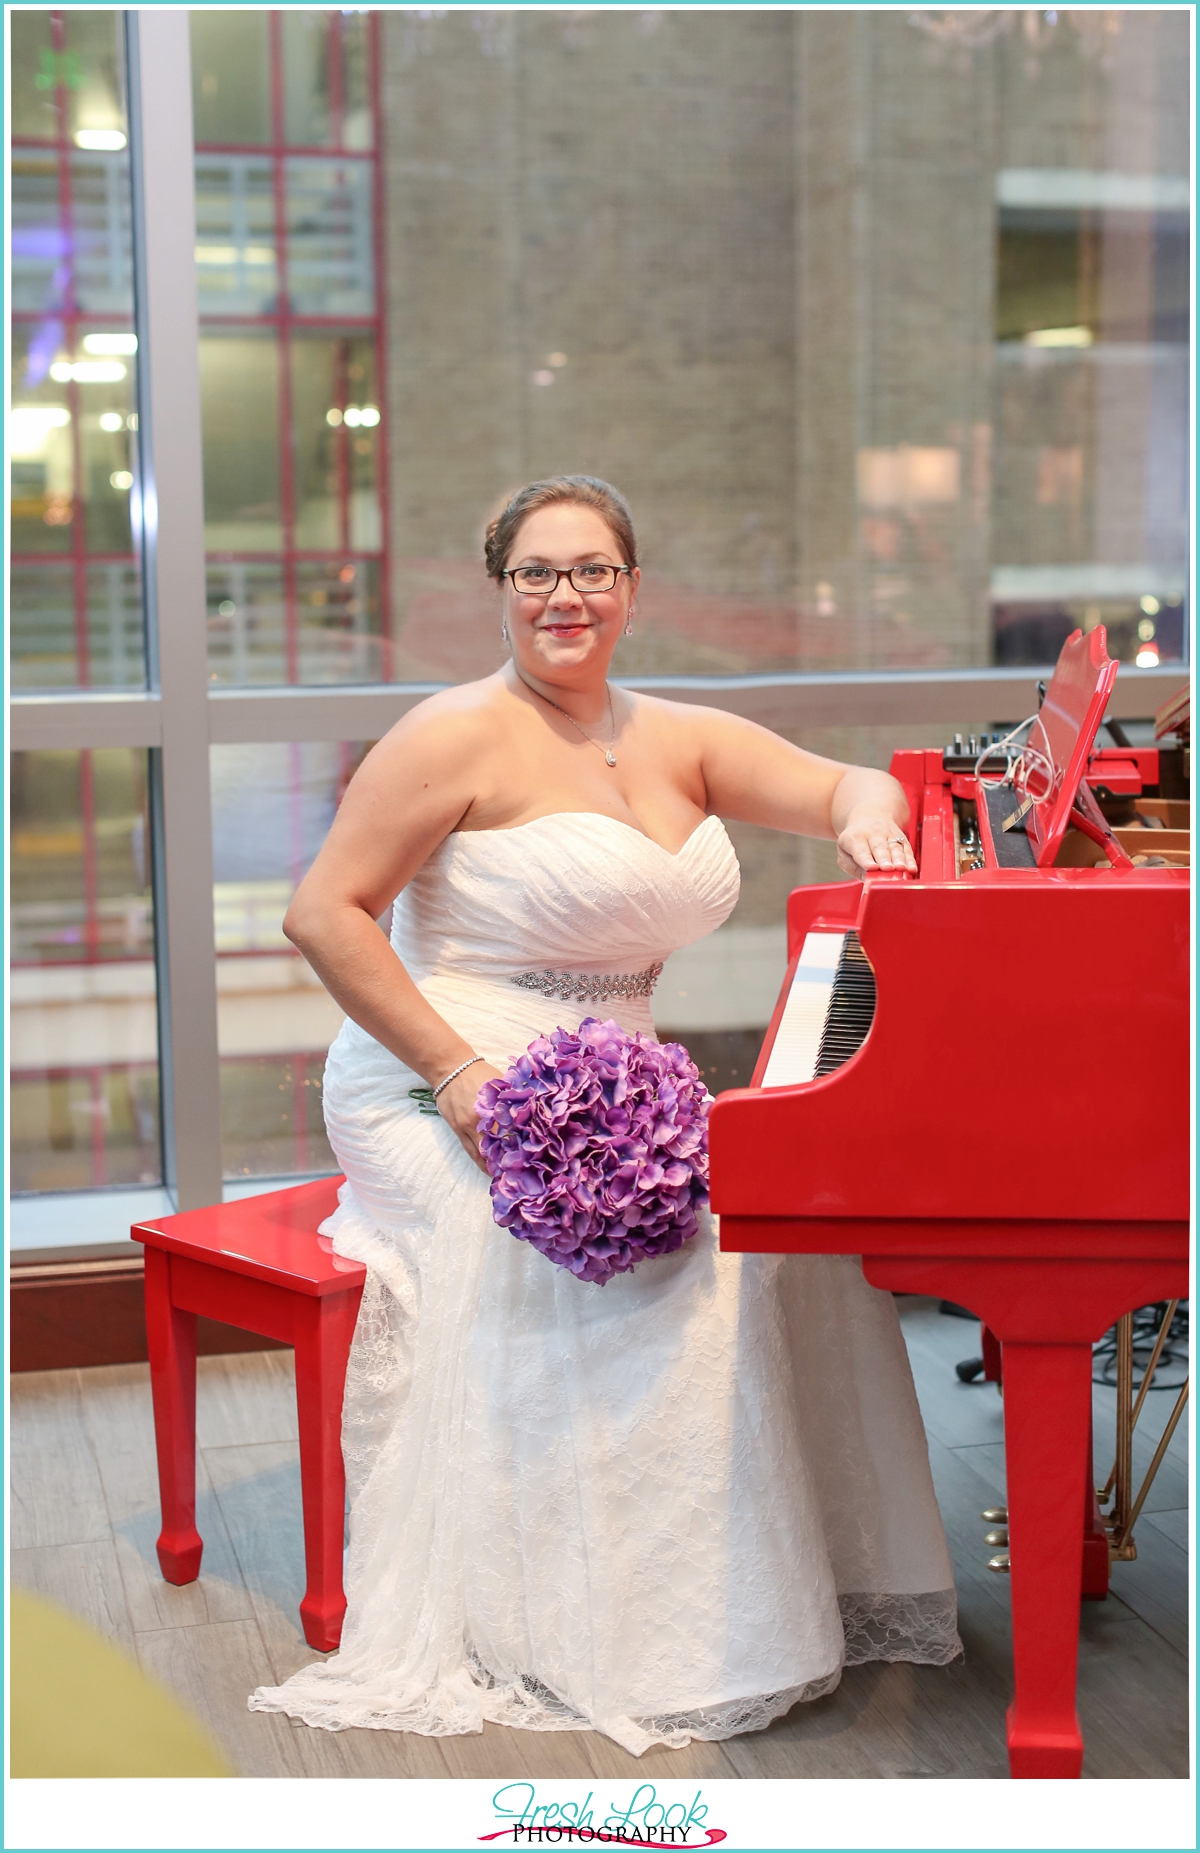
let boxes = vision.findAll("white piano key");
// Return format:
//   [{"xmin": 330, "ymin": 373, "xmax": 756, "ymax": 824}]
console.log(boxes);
[{"xmin": 759, "ymin": 931, "xmax": 846, "ymax": 1088}]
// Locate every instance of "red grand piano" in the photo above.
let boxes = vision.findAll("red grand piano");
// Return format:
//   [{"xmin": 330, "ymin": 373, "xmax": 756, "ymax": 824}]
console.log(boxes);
[{"xmin": 710, "ymin": 628, "xmax": 1190, "ymax": 1779}]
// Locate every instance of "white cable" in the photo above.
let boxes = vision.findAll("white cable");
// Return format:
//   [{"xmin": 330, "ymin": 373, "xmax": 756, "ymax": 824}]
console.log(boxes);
[{"xmin": 973, "ymin": 713, "xmax": 1056, "ymax": 808}]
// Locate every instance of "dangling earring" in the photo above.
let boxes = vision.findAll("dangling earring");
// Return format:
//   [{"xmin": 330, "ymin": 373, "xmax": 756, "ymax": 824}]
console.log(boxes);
[
  {"xmin": 624, "ymin": 605, "xmax": 635, "ymax": 638},
  {"xmin": 501, "ymin": 618, "xmax": 509, "ymax": 643}
]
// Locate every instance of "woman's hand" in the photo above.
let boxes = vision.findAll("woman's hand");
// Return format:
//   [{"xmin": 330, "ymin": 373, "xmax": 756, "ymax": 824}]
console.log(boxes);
[
  {"xmin": 835, "ymin": 807, "xmax": 917, "ymax": 877},
  {"xmin": 435, "ymin": 1060, "xmax": 504, "ymax": 1173}
]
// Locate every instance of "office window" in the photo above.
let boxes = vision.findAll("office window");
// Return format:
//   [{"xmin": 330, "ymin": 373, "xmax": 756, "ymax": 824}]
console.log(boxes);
[
  {"xmin": 192, "ymin": 11, "xmax": 389, "ymax": 687},
  {"xmin": 211, "ymin": 740, "xmax": 367, "ymax": 1179},
  {"xmin": 10, "ymin": 747, "xmax": 159, "ymax": 1194},
  {"xmin": 10, "ymin": 8, "xmax": 143, "ymax": 692}
]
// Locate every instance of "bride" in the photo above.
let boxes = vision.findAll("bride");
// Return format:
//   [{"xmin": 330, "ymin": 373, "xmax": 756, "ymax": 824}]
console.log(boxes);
[{"xmin": 250, "ymin": 475, "xmax": 959, "ymax": 1752}]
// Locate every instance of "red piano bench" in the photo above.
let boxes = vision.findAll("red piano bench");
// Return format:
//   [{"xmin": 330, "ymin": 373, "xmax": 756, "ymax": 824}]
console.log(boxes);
[{"xmin": 131, "ymin": 1176, "xmax": 366, "ymax": 1653}]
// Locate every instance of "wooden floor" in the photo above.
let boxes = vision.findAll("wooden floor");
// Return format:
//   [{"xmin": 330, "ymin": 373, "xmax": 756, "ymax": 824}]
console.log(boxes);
[{"xmin": 10, "ymin": 1298, "xmax": 1189, "ymax": 1780}]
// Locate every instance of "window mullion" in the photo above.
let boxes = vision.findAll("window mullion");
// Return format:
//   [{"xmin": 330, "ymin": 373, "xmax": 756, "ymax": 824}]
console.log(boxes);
[{"xmin": 126, "ymin": 9, "xmax": 222, "ymax": 1212}]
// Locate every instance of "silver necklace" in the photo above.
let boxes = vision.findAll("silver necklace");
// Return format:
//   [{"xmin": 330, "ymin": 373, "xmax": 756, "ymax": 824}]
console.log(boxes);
[{"xmin": 521, "ymin": 676, "xmax": 619, "ymax": 766}]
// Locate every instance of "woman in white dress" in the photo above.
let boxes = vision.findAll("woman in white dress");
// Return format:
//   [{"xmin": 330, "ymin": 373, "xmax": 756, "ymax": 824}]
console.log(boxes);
[{"xmin": 250, "ymin": 476, "xmax": 959, "ymax": 1753}]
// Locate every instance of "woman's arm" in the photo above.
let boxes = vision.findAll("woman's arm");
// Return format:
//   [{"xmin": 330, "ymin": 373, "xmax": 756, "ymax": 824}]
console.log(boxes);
[
  {"xmin": 282, "ymin": 694, "xmax": 502, "ymax": 1168},
  {"xmin": 677, "ymin": 704, "xmax": 917, "ymax": 874}
]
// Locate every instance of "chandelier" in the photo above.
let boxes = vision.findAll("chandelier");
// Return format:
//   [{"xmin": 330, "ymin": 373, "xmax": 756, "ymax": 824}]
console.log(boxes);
[{"xmin": 907, "ymin": 10, "xmax": 1122, "ymax": 75}]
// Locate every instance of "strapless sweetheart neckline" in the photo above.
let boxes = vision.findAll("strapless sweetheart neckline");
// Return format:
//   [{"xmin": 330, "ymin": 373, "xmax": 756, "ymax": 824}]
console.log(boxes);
[{"xmin": 451, "ymin": 810, "xmax": 722, "ymax": 860}]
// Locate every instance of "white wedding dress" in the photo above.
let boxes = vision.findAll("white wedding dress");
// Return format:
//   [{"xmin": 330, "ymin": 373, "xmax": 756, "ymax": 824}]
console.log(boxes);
[{"xmin": 250, "ymin": 813, "xmax": 959, "ymax": 1752}]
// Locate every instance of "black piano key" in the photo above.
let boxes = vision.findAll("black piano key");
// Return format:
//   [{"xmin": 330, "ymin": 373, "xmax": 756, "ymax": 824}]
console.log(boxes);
[{"xmin": 813, "ymin": 931, "xmax": 878, "ymax": 1077}]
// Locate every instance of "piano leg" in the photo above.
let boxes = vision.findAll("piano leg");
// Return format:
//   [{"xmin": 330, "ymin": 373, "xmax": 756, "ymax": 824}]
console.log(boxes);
[
  {"xmin": 998, "ymin": 1339, "xmax": 1090, "ymax": 1778},
  {"xmin": 861, "ymin": 1251, "xmax": 1187, "ymax": 1780},
  {"xmin": 1081, "ymin": 1409, "xmax": 1110, "ymax": 1602}
]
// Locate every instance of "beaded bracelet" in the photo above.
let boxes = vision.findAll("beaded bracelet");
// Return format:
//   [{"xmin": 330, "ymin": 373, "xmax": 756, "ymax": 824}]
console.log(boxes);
[{"xmin": 431, "ymin": 1055, "xmax": 484, "ymax": 1101}]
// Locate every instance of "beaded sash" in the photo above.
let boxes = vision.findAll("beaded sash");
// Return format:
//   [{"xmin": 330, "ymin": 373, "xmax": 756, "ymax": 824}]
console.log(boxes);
[{"xmin": 508, "ymin": 960, "xmax": 664, "ymax": 1004}]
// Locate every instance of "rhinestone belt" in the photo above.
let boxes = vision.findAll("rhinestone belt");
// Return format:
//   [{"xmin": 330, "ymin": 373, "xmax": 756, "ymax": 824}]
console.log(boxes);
[{"xmin": 508, "ymin": 960, "xmax": 664, "ymax": 1004}]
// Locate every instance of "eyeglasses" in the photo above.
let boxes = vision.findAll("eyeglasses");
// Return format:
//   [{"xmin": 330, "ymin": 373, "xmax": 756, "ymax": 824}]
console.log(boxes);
[{"xmin": 501, "ymin": 563, "xmax": 633, "ymax": 597}]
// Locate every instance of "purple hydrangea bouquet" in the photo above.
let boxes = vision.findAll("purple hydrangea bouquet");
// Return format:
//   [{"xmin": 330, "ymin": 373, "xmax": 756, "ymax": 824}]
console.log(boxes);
[{"xmin": 475, "ymin": 1016, "xmax": 709, "ymax": 1285}]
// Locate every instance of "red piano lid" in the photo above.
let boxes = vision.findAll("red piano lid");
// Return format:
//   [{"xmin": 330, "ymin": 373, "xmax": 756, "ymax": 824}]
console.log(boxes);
[{"xmin": 1027, "ymin": 626, "xmax": 1119, "ymax": 870}]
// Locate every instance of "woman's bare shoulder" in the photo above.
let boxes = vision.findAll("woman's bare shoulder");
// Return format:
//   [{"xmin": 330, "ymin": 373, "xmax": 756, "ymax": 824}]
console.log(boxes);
[{"xmin": 369, "ymin": 673, "xmax": 511, "ymax": 758}]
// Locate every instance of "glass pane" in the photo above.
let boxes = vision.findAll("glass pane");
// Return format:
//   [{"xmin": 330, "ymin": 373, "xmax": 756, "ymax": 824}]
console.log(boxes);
[
  {"xmin": 281, "ymin": 11, "xmax": 375, "ymax": 153},
  {"xmin": 291, "ymin": 333, "xmax": 380, "ymax": 550},
  {"xmin": 61, "ymin": 9, "xmax": 128, "ymax": 150},
  {"xmin": 10, "ymin": 748, "xmax": 160, "ymax": 1193},
  {"xmin": 340, "ymin": 12, "xmax": 374, "ymax": 154},
  {"xmin": 10, "ymin": 9, "xmax": 144, "ymax": 693},
  {"xmin": 295, "ymin": 559, "xmax": 385, "ymax": 682},
  {"xmin": 194, "ymin": 18, "xmax": 383, "ymax": 687},
  {"xmin": 199, "ymin": 334, "xmax": 282, "ymax": 551},
  {"xmin": 285, "ymin": 158, "xmax": 373, "ymax": 315},
  {"xmin": 282, "ymin": 10, "xmax": 334, "ymax": 149},
  {"xmin": 190, "ymin": 10, "xmax": 271, "ymax": 146},
  {"xmin": 11, "ymin": 563, "xmax": 144, "ymax": 692},
  {"xmin": 194, "ymin": 156, "xmax": 278, "ymax": 313},
  {"xmin": 10, "ymin": 12, "xmax": 58, "ymax": 143},
  {"xmin": 211, "ymin": 741, "xmax": 367, "ymax": 1181}
]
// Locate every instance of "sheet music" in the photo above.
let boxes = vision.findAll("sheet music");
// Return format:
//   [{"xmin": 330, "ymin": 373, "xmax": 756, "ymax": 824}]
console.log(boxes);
[{"xmin": 759, "ymin": 932, "xmax": 846, "ymax": 1088}]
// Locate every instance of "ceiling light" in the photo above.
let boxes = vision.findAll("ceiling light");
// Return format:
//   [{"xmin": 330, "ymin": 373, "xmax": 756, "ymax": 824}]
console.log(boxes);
[
  {"xmin": 1136, "ymin": 645, "xmax": 1160, "ymax": 667},
  {"xmin": 1024, "ymin": 325, "xmax": 1093, "ymax": 348},
  {"xmin": 82, "ymin": 332, "xmax": 138, "ymax": 356},
  {"xmin": 194, "ymin": 244, "xmax": 275, "ymax": 266},
  {"xmin": 75, "ymin": 128, "xmax": 127, "ymax": 152},
  {"xmin": 343, "ymin": 406, "xmax": 363, "ymax": 427},
  {"xmin": 359, "ymin": 405, "xmax": 380, "ymax": 426},
  {"xmin": 326, "ymin": 408, "xmax": 343, "ymax": 426},
  {"xmin": 99, "ymin": 411, "xmax": 125, "ymax": 432},
  {"xmin": 110, "ymin": 470, "xmax": 134, "ymax": 491},
  {"xmin": 1139, "ymin": 594, "xmax": 1160, "ymax": 615},
  {"xmin": 49, "ymin": 359, "xmax": 127, "ymax": 384},
  {"xmin": 10, "ymin": 406, "xmax": 70, "ymax": 459}
]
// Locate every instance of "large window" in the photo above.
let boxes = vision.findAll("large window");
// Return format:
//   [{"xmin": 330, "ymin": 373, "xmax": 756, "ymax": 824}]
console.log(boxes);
[{"xmin": 9, "ymin": 9, "xmax": 1190, "ymax": 1242}]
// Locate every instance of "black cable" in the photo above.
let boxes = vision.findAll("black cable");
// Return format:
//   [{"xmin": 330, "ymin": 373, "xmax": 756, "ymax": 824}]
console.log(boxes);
[{"xmin": 1092, "ymin": 1301, "xmax": 1189, "ymax": 1390}]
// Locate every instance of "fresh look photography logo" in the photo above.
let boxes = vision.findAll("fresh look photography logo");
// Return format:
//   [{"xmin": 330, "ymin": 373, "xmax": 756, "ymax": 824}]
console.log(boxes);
[{"xmin": 479, "ymin": 1783, "xmax": 727, "ymax": 1847}]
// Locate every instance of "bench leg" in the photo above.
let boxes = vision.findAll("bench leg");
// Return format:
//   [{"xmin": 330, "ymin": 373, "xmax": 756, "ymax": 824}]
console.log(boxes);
[
  {"xmin": 293, "ymin": 1291, "xmax": 359, "ymax": 1652},
  {"xmin": 144, "ymin": 1246, "xmax": 203, "ymax": 1584}
]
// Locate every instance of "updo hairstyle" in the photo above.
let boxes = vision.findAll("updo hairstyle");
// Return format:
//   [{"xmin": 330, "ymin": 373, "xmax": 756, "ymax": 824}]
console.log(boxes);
[{"xmin": 484, "ymin": 475, "xmax": 638, "ymax": 582}]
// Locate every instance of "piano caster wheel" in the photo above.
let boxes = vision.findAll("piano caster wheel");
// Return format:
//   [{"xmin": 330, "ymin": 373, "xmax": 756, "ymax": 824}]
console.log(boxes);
[
  {"xmin": 956, "ymin": 1357, "xmax": 984, "ymax": 1383},
  {"xmin": 985, "ymin": 1528, "xmax": 1009, "ymax": 1547},
  {"xmin": 982, "ymin": 1507, "xmax": 1008, "ymax": 1524},
  {"xmin": 987, "ymin": 1553, "xmax": 1011, "ymax": 1574}
]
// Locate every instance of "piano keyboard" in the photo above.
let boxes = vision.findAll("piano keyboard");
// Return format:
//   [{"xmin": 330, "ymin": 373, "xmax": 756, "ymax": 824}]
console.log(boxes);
[{"xmin": 759, "ymin": 930, "xmax": 878, "ymax": 1088}]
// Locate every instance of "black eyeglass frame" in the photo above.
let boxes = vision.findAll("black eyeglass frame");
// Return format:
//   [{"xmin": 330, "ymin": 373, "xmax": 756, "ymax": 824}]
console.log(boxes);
[{"xmin": 500, "ymin": 564, "xmax": 634, "ymax": 597}]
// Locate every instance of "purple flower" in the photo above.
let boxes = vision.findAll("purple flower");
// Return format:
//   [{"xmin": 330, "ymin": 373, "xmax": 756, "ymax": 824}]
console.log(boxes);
[{"xmin": 475, "ymin": 1017, "xmax": 709, "ymax": 1285}]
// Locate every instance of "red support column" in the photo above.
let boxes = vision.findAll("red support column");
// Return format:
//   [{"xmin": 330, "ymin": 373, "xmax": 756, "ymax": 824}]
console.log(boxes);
[
  {"xmin": 78, "ymin": 747, "xmax": 101, "ymax": 963},
  {"xmin": 269, "ymin": 9, "xmax": 299, "ymax": 686},
  {"xmin": 367, "ymin": 6, "xmax": 393, "ymax": 683}
]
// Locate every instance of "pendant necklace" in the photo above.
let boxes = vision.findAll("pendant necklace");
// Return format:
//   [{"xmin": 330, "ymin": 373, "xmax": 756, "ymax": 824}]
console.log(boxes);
[{"xmin": 519, "ymin": 674, "xmax": 619, "ymax": 767}]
